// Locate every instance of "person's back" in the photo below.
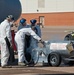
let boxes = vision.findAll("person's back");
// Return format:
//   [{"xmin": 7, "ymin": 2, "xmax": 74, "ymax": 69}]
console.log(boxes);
[
  {"xmin": 1, "ymin": 20, "xmax": 7, "ymax": 37},
  {"xmin": 16, "ymin": 28, "xmax": 41, "ymax": 40},
  {"xmin": 16, "ymin": 28, "xmax": 31, "ymax": 38},
  {"xmin": 0, "ymin": 20, "xmax": 11, "ymax": 39}
]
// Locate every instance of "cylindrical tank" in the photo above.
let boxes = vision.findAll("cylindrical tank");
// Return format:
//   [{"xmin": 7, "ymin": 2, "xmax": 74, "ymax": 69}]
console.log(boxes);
[
  {"xmin": 0, "ymin": 0, "xmax": 22, "ymax": 22},
  {"xmin": 0, "ymin": 0, "xmax": 22, "ymax": 51}
]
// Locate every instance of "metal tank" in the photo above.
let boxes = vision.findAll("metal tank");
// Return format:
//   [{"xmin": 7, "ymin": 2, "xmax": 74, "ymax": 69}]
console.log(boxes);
[{"xmin": 0, "ymin": 0, "xmax": 22, "ymax": 22}]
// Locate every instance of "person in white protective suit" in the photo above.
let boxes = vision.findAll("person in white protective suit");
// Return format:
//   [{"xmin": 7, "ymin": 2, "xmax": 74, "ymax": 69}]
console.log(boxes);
[
  {"xmin": 29, "ymin": 19, "xmax": 42, "ymax": 64},
  {"xmin": 14, "ymin": 28, "xmax": 43, "ymax": 66},
  {"xmin": 0, "ymin": 15, "xmax": 14, "ymax": 68}
]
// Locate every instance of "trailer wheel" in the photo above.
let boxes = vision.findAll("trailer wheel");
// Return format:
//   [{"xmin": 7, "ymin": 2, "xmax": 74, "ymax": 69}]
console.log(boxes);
[
  {"xmin": 68, "ymin": 56, "xmax": 74, "ymax": 66},
  {"xmin": 68, "ymin": 61, "xmax": 74, "ymax": 66},
  {"xmin": 48, "ymin": 52, "xmax": 61, "ymax": 67},
  {"xmin": 64, "ymin": 34, "xmax": 71, "ymax": 41}
]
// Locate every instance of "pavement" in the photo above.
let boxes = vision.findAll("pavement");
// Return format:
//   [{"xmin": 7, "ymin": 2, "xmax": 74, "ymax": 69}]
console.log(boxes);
[{"xmin": 0, "ymin": 26, "xmax": 74, "ymax": 75}]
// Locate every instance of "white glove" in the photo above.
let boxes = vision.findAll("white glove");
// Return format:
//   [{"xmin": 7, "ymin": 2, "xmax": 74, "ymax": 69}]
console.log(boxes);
[{"xmin": 39, "ymin": 39, "xmax": 45, "ymax": 45}]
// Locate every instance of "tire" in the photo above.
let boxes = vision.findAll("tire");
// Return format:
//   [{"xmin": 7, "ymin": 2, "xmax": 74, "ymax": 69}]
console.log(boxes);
[
  {"xmin": 31, "ymin": 51, "xmax": 39, "ymax": 65},
  {"xmin": 68, "ymin": 56, "xmax": 74, "ymax": 66},
  {"xmin": 68, "ymin": 61, "xmax": 74, "ymax": 66},
  {"xmin": 64, "ymin": 34, "xmax": 71, "ymax": 41},
  {"xmin": 48, "ymin": 52, "xmax": 61, "ymax": 67},
  {"xmin": 25, "ymin": 52, "xmax": 32, "ymax": 63},
  {"xmin": 25, "ymin": 51, "xmax": 39, "ymax": 65}
]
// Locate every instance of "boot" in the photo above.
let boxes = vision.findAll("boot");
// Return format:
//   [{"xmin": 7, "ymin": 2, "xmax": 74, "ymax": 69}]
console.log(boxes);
[{"xmin": 18, "ymin": 62, "xmax": 26, "ymax": 66}]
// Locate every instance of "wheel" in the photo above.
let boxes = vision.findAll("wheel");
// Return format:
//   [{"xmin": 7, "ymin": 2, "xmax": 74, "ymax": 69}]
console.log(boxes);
[
  {"xmin": 68, "ymin": 61, "xmax": 74, "ymax": 66},
  {"xmin": 63, "ymin": 56, "xmax": 74, "ymax": 66},
  {"xmin": 64, "ymin": 34, "xmax": 71, "ymax": 41},
  {"xmin": 31, "ymin": 50, "xmax": 39, "ymax": 65},
  {"xmin": 25, "ymin": 51, "xmax": 39, "ymax": 65},
  {"xmin": 48, "ymin": 52, "xmax": 61, "ymax": 67},
  {"xmin": 25, "ymin": 52, "xmax": 32, "ymax": 63},
  {"xmin": 68, "ymin": 56, "xmax": 74, "ymax": 66}
]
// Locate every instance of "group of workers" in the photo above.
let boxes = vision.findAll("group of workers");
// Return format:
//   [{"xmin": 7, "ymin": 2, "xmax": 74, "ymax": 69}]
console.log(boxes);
[{"xmin": 0, "ymin": 15, "xmax": 44, "ymax": 68}]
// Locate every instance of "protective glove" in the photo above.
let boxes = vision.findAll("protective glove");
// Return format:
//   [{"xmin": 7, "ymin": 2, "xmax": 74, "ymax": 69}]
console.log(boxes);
[{"xmin": 39, "ymin": 39, "xmax": 45, "ymax": 45}]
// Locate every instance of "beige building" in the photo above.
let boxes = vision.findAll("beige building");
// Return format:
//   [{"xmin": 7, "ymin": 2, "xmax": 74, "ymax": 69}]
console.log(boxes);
[{"xmin": 18, "ymin": 0, "xmax": 74, "ymax": 26}]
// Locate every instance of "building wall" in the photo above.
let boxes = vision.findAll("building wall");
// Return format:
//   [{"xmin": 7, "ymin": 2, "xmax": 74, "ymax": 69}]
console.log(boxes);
[
  {"xmin": 16, "ymin": 12, "xmax": 74, "ymax": 26},
  {"xmin": 19, "ymin": 0, "xmax": 74, "ymax": 13},
  {"xmin": 18, "ymin": 0, "xmax": 74, "ymax": 26}
]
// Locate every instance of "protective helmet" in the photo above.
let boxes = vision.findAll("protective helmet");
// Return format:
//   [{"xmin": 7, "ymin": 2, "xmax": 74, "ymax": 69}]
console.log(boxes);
[
  {"xmin": 30, "ymin": 19, "xmax": 37, "ymax": 24},
  {"xmin": 7, "ymin": 15, "xmax": 14, "ymax": 20},
  {"xmin": 20, "ymin": 18, "xmax": 26, "ymax": 24}
]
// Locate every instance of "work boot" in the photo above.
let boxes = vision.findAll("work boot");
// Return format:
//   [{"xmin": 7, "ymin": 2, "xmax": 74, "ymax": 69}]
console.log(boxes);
[
  {"xmin": 1, "ymin": 65, "xmax": 12, "ymax": 68},
  {"xmin": 18, "ymin": 62, "xmax": 26, "ymax": 66}
]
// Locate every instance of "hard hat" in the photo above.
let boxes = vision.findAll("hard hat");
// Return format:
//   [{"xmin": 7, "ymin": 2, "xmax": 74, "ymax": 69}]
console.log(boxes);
[
  {"xmin": 20, "ymin": 18, "xmax": 26, "ymax": 24},
  {"xmin": 7, "ymin": 15, "xmax": 14, "ymax": 20},
  {"xmin": 30, "ymin": 19, "xmax": 37, "ymax": 24}
]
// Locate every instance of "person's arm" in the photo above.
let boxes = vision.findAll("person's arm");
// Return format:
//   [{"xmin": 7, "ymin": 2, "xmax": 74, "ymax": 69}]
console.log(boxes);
[{"xmin": 29, "ymin": 29, "xmax": 41, "ymax": 41}]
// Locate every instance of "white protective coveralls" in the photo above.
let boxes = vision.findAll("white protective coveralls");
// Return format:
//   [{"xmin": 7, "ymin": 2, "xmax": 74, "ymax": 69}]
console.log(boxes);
[
  {"xmin": 14, "ymin": 28, "xmax": 41, "ymax": 63},
  {"xmin": 0, "ymin": 19, "xmax": 12, "ymax": 66}
]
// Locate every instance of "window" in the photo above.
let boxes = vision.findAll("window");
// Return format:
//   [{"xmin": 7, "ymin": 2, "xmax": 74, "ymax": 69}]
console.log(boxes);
[{"xmin": 38, "ymin": 0, "xmax": 45, "ymax": 8}]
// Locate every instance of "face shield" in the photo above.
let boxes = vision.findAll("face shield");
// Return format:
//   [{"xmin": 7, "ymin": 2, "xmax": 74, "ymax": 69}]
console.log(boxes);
[
  {"xmin": 30, "ymin": 19, "xmax": 37, "ymax": 26},
  {"xmin": 22, "ymin": 22, "xmax": 26, "ymax": 26},
  {"xmin": 7, "ymin": 15, "xmax": 14, "ymax": 26},
  {"xmin": 10, "ymin": 21, "xmax": 14, "ymax": 26}
]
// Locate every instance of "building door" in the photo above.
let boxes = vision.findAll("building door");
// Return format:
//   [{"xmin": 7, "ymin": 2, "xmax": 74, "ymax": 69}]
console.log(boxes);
[{"xmin": 39, "ymin": 16, "xmax": 44, "ymax": 28}]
